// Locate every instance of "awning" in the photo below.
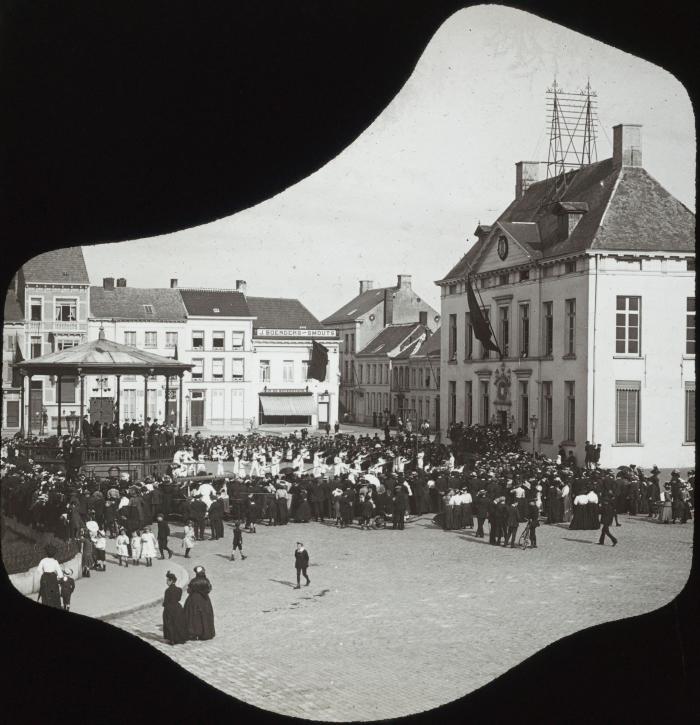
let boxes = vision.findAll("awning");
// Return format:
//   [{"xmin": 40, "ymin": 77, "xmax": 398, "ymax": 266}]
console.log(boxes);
[{"xmin": 260, "ymin": 395, "xmax": 315, "ymax": 416}]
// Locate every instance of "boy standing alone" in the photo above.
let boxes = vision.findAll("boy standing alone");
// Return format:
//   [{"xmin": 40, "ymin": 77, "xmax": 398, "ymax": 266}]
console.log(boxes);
[
  {"xmin": 294, "ymin": 542, "xmax": 310, "ymax": 589},
  {"xmin": 231, "ymin": 522, "xmax": 247, "ymax": 561}
]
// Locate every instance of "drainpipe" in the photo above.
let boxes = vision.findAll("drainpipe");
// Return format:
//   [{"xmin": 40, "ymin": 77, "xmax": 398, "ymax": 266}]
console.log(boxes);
[{"xmin": 591, "ymin": 254, "xmax": 598, "ymax": 443}]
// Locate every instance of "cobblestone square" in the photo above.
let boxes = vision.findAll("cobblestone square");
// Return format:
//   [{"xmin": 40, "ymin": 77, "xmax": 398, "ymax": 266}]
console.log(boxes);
[{"xmin": 110, "ymin": 513, "xmax": 693, "ymax": 721}]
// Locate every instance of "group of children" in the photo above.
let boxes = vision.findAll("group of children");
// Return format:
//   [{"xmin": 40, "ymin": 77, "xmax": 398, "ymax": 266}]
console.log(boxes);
[{"xmin": 114, "ymin": 525, "xmax": 161, "ymax": 567}]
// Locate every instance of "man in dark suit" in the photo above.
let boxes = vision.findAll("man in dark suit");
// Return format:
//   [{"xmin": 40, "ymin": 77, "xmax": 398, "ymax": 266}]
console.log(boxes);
[
  {"xmin": 505, "ymin": 500, "xmax": 520, "ymax": 547},
  {"xmin": 392, "ymin": 485, "xmax": 406, "ymax": 529},
  {"xmin": 293, "ymin": 542, "xmax": 310, "ymax": 589},
  {"xmin": 474, "ymin": 490, "xmax": 488, "ymax": 538},
  {"xmin": 598, "ymin": 496, "xmax": 618, "ymax": 546},
  {"xmin": 189, "ymin": 494, "xmax": 207, "ymax": 540},
  {"xmin": 208, "ymin": 493, "xmax": 225, "ymax": 540},
  {"xmin": 81, "ymin": 415, "xmax": 91, "ymax": 439}
]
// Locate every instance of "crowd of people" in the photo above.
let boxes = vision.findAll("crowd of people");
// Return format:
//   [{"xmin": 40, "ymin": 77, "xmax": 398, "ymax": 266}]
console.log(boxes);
[{"xmin": 2, "ymin": 423, "xmax": 694, "ymax": 630}]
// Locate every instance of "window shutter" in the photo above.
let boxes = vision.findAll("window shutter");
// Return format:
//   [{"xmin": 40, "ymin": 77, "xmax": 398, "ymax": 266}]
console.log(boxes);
[{"xmin": 615, "ymin": 381, "xmax": 640, "ymax": 443}]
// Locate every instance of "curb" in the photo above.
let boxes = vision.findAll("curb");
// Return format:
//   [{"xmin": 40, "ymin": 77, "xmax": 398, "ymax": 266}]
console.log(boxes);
[{"xmin": 96, "ymin": 561, "xmax": 190, "ymax": 622}]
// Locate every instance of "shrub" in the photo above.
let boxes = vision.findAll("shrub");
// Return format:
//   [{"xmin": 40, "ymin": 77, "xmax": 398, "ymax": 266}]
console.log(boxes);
[{"xmin": 1, "ymin": 520, "xmax": 80, "ymax": 576}]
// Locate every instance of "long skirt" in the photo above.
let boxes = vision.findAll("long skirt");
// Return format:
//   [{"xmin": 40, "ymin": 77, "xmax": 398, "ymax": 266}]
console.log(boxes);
[
  {"xmin": 569, "ymin": 505, "xmax": 586, "ymax": 530},
  {"xmin": 658, "ymin": 501, "xmax": 673, "ymax": 523},
  {"xmin": 562, "ymin": 495, "xmax": 572, "ymax": 523},
  {"xmin": 163, "ymin": 603, "xmax": 189, "ymax": 644},
  {"xmin": 38, "ymin": 572, "xmax": 61, "ymax": 608},
  {"xmin": 583, "ymin": 503, "xmax": 600, "ymax": 529},
  {"xmin": 460, "ymin": 503, "xmax": 473, "ymax": 528},
  {"xmin": 516, "ymin": 498, "xmax": 527, "ymax": 523},
  {"xmin": 295, "ymin": 500, "xmax": 312, "ymax": 523},
  {"xmin": 184, "ymin": 592, "xmax": 215, "ymax": 640},
  {"xmin": 638, "ymin": 494, "xmax": 649, "ymax": 514}
]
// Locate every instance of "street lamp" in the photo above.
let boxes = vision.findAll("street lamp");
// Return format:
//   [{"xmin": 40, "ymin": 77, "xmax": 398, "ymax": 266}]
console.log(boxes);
[
  {"xmin": 185, "ymin": 394, "xmax": 190, "ymax": 433},
  {"xmin": 529, "ymin": 414, "xmax": 538, "ymax": 456}
]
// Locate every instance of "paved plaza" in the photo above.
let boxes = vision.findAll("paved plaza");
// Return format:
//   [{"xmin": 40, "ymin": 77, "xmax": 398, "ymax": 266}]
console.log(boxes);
[{"xmin": 107, "ymin": 511, "xmax": 693, "ymax": 721}]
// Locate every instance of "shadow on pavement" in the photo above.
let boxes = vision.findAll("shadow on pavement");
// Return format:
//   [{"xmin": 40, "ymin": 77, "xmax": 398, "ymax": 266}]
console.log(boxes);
[
  {"xmin": 562, "ymin": 537, "xmax": 594, "ymax": 544},
  {"xmin": 268, "ymin": 578, "xmax": 297, "ymax": 588},
  {"xmin": 456, "ymin": 534, "xmax": 492, "ymax": 546},
  {"xmin": 133, "ymin": 628, "xmax": 167, "ymax": 644}
]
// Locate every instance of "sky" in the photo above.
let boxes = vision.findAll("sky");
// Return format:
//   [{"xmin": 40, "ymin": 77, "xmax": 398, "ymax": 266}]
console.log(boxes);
[{"xmin": 82, "ymin": 5, "xmax": 695, "ymax": 321}]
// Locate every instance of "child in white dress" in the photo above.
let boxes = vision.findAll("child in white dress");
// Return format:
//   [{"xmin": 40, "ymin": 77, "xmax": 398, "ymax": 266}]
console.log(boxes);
[{"xmin": 130, "ymin": 529, "xmax": 142, "ymax": 566}]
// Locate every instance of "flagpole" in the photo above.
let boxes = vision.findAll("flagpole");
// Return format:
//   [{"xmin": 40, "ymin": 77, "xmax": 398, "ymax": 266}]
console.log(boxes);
[{"xmin": 466, "ymin": 267, "xmax": 503, "ymax": 360}]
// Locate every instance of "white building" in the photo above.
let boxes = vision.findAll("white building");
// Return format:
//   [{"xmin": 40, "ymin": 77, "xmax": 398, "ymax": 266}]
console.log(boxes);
[{"xmin": 436, "ymin": 124, "xmax": 695, "ymax": 468}]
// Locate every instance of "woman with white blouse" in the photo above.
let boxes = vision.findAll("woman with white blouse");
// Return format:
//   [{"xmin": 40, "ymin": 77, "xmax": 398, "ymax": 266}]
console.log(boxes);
[{"xmin": 36, "ymin": 544, "xmax": 63, "ymax": 608}]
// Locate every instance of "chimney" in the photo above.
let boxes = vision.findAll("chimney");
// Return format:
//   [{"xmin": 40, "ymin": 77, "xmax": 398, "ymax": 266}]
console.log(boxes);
[
  {"xmin": 613, "ymin": 124, "xmax": 642, "ymax": 168},
  {"xmin": 170, "ymin": 278, "xmax": 178, "ymax": 288},
  {"xmin": 515, "ymin": 161, "xmax": 540, "ymax": 200},
  {"xmin": 397, "ymin": 274, "xmax": 412, "ymax": 290},
  {"xmin": 116, "ymin": 278, "xmax": 127, "ymax": 287},
  {"xmin": 103, "ymin": 277, "xmax": 115, "ymax": 290},
  {"xmin": 235, "ymin": 279, "xmax": 247, "ymax": 294},
  {"xmin": 359, "ymin": 280, "xmax": 374, "ymax": 294}
]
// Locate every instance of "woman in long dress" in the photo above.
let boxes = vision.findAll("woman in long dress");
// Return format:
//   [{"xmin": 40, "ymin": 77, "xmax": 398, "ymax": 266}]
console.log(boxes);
[
  {"xmin": 658, "ymin": 484, "xmax": 673, "ymax": 523},
  {"xmin": 295, "ymin": 490, "xmax": 312, "ymax": 523},
  {"xmin": 184, "ymin": 566, "xmax": 215, "ymax": 641},
  {"xmin": 569, "ymin": 492, "xmax": 589, "ymax": 530},
  {"xmin": 585, "ymin": 489, "xmax": 600, "ymax": 529},
  {"xmin": 162, "ymin": 571, "xmax": 188, "ymax": 645},
  {"xmin": 36, "ymin": 544, "xmax": 63, "ymax": 608}
]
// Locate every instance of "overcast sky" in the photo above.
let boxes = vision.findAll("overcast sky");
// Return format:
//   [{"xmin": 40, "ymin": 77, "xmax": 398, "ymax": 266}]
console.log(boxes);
[{"xmin": 82, "ymin": 5, "xmax": 695, "ymax": 320}]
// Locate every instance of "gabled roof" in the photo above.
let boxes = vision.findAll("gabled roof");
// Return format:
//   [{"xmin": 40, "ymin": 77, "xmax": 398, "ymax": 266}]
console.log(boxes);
[
  {"xmin": 247, "ymin": 296, "xmax": 324, "ymax": 332},
  {"xmin": 179, "ymin": 289, "xmax": 251, "ymax": 318},
  {"xmin": 412, "ymin": 326, "xmax": 441, "ymax": 358},
  {"xmin": 357, "ymin": 323, "xmax": 426, "ymax": 358},
  {"xmin": 437, "ymin": 157, "xmax": 695, "ymax": 281},
  {"xmin": 15, "ymin": 329, "xmax": 191, "ymax": 375},
  {"xmin": 21, "ymin": 246, "xmax": 90, "ymax": 285},
  {"xmin": 322, "ymin": 287, "xmax": 392, "ymax": 325},
  {"xmin": 90, "ymin": 286, "xmax": 188, "ymax": 321},
  {"xmin": 3, "ymin": 291, "xmax": 23, "ymax": 322}
]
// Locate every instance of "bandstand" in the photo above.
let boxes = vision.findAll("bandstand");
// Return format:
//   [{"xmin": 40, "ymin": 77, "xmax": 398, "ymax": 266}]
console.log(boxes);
[{"xmin": 12, "ymin": 328, "xmax": 192, "ymax": 478}]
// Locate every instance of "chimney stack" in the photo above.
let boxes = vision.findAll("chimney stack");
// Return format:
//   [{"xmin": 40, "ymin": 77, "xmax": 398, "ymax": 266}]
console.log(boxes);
[
  {"xmin": 359, "ymin": 280, "xmax": 374, "ymax": 294},
  {"xmin": 235, "ymin": 280, "xmax": 247, "ymax": 294},
  {"xmin": 515, "ymin": 161, "xmax": 540, "ymax": 201},
  {"xmin": 170, "ymin": 278, "xmax": 178, "ymax": 288},
  {"xmin": 116, "ymin": 278, "xmax": 127, "ymax": 287},
  {"xmin": 613, "ymin": 124, "xmax": 642, "ymax": 168},
  {"xmin": 103, "ymin": 277, "xmax": 115, "ymax": 290},
  {"xmin": 397, "ymin": 274, "xmax": 412, "ymax": 290}
]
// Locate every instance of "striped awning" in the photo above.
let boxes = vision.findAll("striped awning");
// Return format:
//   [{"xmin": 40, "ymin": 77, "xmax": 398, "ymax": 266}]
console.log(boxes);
[{"xmin": 259, "ymin": 395, "xmax": 315, "ymax": 416}]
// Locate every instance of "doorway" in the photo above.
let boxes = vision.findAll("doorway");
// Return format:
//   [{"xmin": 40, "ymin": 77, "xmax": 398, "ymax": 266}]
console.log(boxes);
[{"xmin": 190, "ymin": 394, "xmax": 205, "ymax": 427}]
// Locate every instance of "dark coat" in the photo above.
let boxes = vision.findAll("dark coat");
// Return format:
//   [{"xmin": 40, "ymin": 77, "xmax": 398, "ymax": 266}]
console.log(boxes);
[
  {"xmin": 208, "ymin": 499, "xmax": 224, "ymax": 520},
  {"xmin": 190, "ymin": 499, "xmax": 207, "ymax": 521},
  {"xmin": 506, "ymin": 505, "xmax": 520, "ymax": 527},
  {"xmin": 163, "ymin": 584, "xmax": 188, "ymax": 644},
  {"xmin": 156, "ymin": 520, "xmax": 170, "ymax": 542},
  {"xmin": 184, "ymin": 576, "xmax": 215, "ymax": 640},
  {"xmin": 294, "ymin": 548, "xmax": 310, "ymax": 569}
]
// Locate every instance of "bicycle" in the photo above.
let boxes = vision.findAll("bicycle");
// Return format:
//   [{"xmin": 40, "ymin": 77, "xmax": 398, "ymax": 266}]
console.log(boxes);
[{"xmin": 518, "ymin": 522, "xmax": 532, "ymax": 549}]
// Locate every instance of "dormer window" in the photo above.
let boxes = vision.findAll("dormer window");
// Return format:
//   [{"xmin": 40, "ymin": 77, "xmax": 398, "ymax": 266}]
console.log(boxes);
[{"xmin": 143, "ymin": 304, "xmax": 154, "ymax": 316}]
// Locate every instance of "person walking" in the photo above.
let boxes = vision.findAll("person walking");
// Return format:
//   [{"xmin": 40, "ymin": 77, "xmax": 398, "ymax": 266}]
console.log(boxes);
[
  {"xmin": 231, "ymin": 521, "xmax": 247, "ymax": 561},
  {"xmin": 294, "ymin": 541, "xmax": 310, "ymax": 589},
  {"xmin": 156, "ymin": 515, "xmax": 172, "ymax": 559},
  {"xmin": 184, "ymin": 566, "xmax": 216, "ymax": 641},
  {"xmin": 36, "ymin": 544, "xmax": 63, "ymax": 608},
  {"xmin": 598, "ymin": 496, "xmax": 618, "ymax": 546},
  {"xmin": 162, "ymin": 571, "xmax": 188, "ymax": 645},
  {"xmin": 60, "ymin": 568, "xmax": 75, "ymax": 611},
  {"xmin": 182, "ymin": 520, "xmax": 196, "ymax": 558}
]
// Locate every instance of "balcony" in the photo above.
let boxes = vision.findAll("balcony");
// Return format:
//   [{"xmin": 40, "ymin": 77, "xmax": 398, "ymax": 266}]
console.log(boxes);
[{"xmin": 26, "ymin": 320, "xmax": 85, "ymax": 334}]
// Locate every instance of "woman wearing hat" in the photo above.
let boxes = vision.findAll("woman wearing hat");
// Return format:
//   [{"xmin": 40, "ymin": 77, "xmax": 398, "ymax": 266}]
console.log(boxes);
[
  {"xmin": 184, "ymin": 566, "xmax": 215, "ymax": 641},
  {"xmin": 36, "ymin": 544, "xmax": 63, "ymax": 608},
  {"xmin": 162, "ymin": 571, "xmax": 188, "ymax": 645}
]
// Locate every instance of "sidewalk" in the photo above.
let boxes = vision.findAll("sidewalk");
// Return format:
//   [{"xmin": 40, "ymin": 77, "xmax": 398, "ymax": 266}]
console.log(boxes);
[{"xmin": 69, "ymin": 531, "xmax": 190, "ymax": 621}]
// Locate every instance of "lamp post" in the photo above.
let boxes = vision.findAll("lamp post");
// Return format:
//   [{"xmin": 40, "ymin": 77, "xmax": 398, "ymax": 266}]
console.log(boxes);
[
  {"xmin": 185, "ymin": 394, "xmax": 190, "ymax": 433},
  {"xmin": 529, "ymin": 414, "xmax": 538, "ymax": 456}
]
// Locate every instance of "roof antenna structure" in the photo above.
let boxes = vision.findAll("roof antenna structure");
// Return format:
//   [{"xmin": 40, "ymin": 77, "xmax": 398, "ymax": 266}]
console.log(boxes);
[{"xmin": 541, "ymin": 78, "xmax": 598, "ymax": 206}]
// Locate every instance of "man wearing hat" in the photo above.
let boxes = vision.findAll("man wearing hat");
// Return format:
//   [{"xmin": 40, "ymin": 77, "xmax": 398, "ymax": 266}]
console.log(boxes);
[
  {"xmin": 293, "ymin": 541, "xmax": 310, "ymax": 589},
  {"xmin": 189, "ymin": 493, "xmax": 207, "ymax": 541}
]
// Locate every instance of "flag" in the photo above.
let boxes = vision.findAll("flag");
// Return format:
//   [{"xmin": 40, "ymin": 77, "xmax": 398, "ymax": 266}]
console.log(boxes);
[
  {"xmin": 11, "ymin": 337, "xmax": 24, "ymax": 387},
  {"xmin": 308, "ymin": 340, "xmax": 328, "ymax": 382},
  {"xmin": 466, "ymin": 275, "xmax": 501, "ymax": 354}
]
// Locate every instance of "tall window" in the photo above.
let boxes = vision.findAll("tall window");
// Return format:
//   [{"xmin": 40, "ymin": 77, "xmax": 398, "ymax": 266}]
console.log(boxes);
[
  {"xmin": 350, "ymin": 334, "xmax": 355, "ymax": 353},
  {"xmin": 55, "ymin": 298, "xmax": 77, "ymax": 321},
  {"xmin": 465, "ymin": 313, "xmax": 473, "ymax": 359},
  {"xmin": 232, "ymin": 358, "xmax": 244, "ymax": 381},
  {"xmin": 30, "ymin": 298, "xmax": 42, "ymax": 321},
  {"xmin": 212, "ymin": 331, "xmax": 225, "ymax": 350},
  {"xmin": 343, "ymin": 360, "xmax": 349, "ymax": 382},
  {"xmin": 259, "ymin": 360, "xmax": 271, "ymax": 382},
  {"xmin": 232, "ymin": 332, "xmax": 244, "ymax": 351},
  {"xmin": 344, "ymin": 334, "xmax": 349, "ymax": 352},
  {"xmin": 543, "ymin": 302, "xmax": 553, "ymax": 356},
  {"xmin": 283, "ymin": 360, "xmax": 294, "ymax": 382},
  {"xmin": 191, "ymin": 358, "xmax": 204, "ymax": 381},
  {"xmin": 212, "ymin": 358, "xmax": 224, "ymax": 380},
  {"xmin": 541, "ymin": 381, "xmax": 553, "ymax": 440},
  {"xmin": 358, "ymin": 364, "xmax": 363, "ymax": 384},
  {"xmin": 685, "ymin": 384, "xmax": 695, "ymax": 443},
  {"xmin": 465, "ymin": 381, "xmax": 472, "ymax": 426},
  {"xmin": 519, "ymin": 381, "xmax": 528, "ymax": 434},
  {"xmin": 165, "ymin": 331, "xmax": 178, "ymax": 348},
  {"xmin": 144, "ymin": 331, "xmax": 157, "ymax": 348},
  {"xmin": 192, "ymin": 330, "xmax": 204, "ymax": 350},
  {"xmin": 302, "ymin": 360, "xmax": 310, "ymax": 380},
  {"xmin": 519, "ymin": 304, "xmax": 530, "ymax": 357},
  {"xmin": 565, "ymin": 381, "xmax": 575, "ymax": 441},
  {"xmin": 30, "ymin": 336, "xmax": 42, "ymax": 358},
  {"xmin": 60, "ymin": 377, "xmax": 76, "ymax": 403},
  {"xmin": 616, "ymin": 296, "xmax": 641, "ymax": 354},
  {"xmin": 499, "ymin": 306, "xmax": 509, "ymax": 357},
  {"xmin": 481, "ymin": 308, "xmax": 491, "ymax": 359},
  {"xmin": 615, "ymin": 381, "xmax": 640, "ymax": 443},
  {"xmin": 124, "ymin": 331, "xmax": 136, "ymax": 347},
  {"xmin": 686, "ymin": 297, "xmax": 695, "ymax": 354},
  {"xmin": 448, "ymin": 314, "xmax": 457, "ymax": 361},
  {"xmin": 565, "ymin": 299, "xmax": 576, "ymax": 355},
  {"xmin": 448, "ymin": 381, "xmax": 456, "ymax": 425},
  {"xmin": 480, "ymin": 381, "xmax": 489, "ymax": 424}
]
